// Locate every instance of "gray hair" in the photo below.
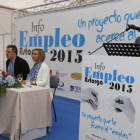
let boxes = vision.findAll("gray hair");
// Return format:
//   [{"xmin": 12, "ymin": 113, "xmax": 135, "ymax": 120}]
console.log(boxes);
[{"xmin": 7, "ymin": 45, "xmax": 18, "ymax": 55}]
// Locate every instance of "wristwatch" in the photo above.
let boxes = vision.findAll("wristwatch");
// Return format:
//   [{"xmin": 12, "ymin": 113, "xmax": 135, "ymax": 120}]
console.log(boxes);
[{"xmin": 33, "ymin": 81, "xmax": 36, "ymax": 85}]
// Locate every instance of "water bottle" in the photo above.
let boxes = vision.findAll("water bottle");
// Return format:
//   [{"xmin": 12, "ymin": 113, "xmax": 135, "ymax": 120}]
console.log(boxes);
[{"xmin": 26, "ymin": 74, "xmax": 30, "ymax": 87}]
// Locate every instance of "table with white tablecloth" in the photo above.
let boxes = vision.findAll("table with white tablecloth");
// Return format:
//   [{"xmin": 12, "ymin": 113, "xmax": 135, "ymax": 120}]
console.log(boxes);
[{"xmin": 0, "ymin": 85, "xmax": 53, "ymax": 140}]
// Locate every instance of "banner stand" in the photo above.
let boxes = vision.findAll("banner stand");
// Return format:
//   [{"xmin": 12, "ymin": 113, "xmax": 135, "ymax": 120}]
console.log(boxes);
[{"xmin": 79, "ymin": 55, "xmax": 140, "ymax": 140}]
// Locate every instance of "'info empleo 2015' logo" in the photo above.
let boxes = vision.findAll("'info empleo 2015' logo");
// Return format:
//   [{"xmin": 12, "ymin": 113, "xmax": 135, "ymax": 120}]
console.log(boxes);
[{"xmin": 85, "ymin": 62, "xmax": 135, "ymax": 93}]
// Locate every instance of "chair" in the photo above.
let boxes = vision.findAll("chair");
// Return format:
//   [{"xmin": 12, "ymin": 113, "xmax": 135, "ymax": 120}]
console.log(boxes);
[{"xmin": 50, "ymin": 75, "xmax": 59, "ymax": 122}]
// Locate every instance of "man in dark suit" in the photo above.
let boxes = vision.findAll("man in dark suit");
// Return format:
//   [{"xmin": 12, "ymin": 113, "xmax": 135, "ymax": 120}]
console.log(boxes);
[
  {"xmin": 135, "ymin": 36, "xmax": 140, "ymax": 44},
  {"xmin": 6, "ymin": 45, "xmax": 30, "ymax": 80},
  {"xmin": 128, "ymin": 24, "xmax": 140, "ymax": 46}
]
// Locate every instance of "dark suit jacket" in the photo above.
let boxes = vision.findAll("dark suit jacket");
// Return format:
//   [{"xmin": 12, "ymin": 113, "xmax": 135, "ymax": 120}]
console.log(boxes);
[
  {"xmin": 135, "ymin": 36, "xmax": 140, "ymax": 43},
  {"xmin": 6, "ymin": 56, "xmax": 30, "ymax": 80}
]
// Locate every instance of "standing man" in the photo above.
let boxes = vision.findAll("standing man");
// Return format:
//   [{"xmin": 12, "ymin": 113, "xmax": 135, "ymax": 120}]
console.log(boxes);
[
  {"xmin": 135, "ymin": 36, "xmax": 140, "ymax": 44},
  {"xmin": 128, "ymin": 24, "xmax": 140, "ymax": 43},
  {"xmin": 6, "ymin": 45, "xmax": 30, "ymax": 80}
]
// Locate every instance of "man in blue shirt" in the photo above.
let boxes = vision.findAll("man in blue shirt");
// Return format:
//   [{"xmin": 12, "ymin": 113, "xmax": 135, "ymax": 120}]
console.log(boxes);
[{"xmin": 6, "ymin": 45, "xmax": 30, "ymax": 80}]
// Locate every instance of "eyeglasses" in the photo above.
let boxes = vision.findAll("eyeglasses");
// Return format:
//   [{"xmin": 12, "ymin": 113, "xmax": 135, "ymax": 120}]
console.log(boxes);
[{"xmin": 6, "ymin": 51, "xmax": 14, "ymax": 54}]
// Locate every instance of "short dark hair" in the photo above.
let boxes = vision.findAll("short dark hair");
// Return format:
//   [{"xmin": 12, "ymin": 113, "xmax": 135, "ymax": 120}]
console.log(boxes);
[{"xmin": 7, "ymin": 45, "xmax": 18, "ymax": 55}]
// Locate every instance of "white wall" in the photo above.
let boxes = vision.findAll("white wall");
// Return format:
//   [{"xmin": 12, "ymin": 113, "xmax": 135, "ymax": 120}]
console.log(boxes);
[
  {"xmin": 0, "ymin": 34, "xmax": 11, "ymax": 70},
  {"xmin": 0, "ymin": 7, "xmax": 14, "ymax": 34},
  {"xmin": 0, "ymin": 35, "xmax": 4, "ymax": 69}
]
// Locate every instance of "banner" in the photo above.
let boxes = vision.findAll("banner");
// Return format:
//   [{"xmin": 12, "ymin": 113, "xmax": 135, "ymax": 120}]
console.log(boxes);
[
  {"xmin": 16, "ymin": 0, "xmax": 140, "ymax": 99},
  {"xmin": 79, "ymin": 55, "xmax": 140, "ymax": 140}
]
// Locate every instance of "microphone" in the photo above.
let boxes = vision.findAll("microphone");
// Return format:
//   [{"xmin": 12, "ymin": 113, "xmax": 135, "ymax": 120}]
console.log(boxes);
[
  {"xmin": 127, "ymin": 24, "xmax": 140, "ymax": 32},
  {"xmin": 127, "ymin": 24, "xmax": 135, "ymax": 29},
  {"xmin": 125, "ymin": 24, "xmax": 134, "ymax": 31},
  {"xmin": 125, "ymin": 27, "xmax": 130, "ymax": 31}
]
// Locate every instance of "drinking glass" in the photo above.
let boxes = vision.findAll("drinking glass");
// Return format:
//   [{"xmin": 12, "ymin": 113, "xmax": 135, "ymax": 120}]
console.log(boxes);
[{"xmin": 17, "ymin": 74, "xmax": 23, "ymax": 83}]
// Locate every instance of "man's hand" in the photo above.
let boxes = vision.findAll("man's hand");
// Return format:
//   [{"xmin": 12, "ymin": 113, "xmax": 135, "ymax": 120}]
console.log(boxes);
[
  {"xmin": 112, "ymin": 96, "xmax": 135, "ymax": 123},
  {"xmin": 22, "ymin": 80, "xmax": 26, "ymax": 85},
  {"xmin": 81, "ymin": 88, "xmax": 99, "ymax": 110}
]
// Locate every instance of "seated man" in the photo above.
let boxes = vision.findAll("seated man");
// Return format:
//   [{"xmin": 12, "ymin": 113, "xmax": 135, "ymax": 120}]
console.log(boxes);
[{"xmin": 6, "ymin": 45, "xmax": 30, "ymax": 80}]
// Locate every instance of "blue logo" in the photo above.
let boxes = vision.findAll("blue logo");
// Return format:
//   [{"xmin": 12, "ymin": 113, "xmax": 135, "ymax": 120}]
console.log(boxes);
[
  {"xmin": 57, "ymin": 81, "xmax": 65, "ymax": 91},
  {"xmin": 70, "ymin": 85, "xmax": 74, "ymax": 91},
  {"xmin": 59, "ymin": 81, "xmax": 64, "ymax": 87},
  {"xmin": 70, "ymin": 85, "xmax": 81, "ymax": 93}
]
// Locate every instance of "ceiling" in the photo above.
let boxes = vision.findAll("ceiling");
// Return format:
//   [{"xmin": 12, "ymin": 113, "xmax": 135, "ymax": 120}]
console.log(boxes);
[
  {"xmin": 0, "ymin": 0, "xmax": 55, "ymax": 9},
  {"xmin": 0, "ymin": 0, "xmax": 110, "ymax": 10}
]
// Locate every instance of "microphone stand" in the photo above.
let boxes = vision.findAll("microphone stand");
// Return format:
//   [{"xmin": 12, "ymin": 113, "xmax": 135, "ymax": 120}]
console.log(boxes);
[{"xmin": 89, "ymin": 28, "xmax": 129, "ymax": 55}]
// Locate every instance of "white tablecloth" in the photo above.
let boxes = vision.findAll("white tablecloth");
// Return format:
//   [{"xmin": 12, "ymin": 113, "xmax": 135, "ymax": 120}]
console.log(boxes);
[{"xmin": 0, "ymin": 85, "xmax": 53, "ymax": 140}]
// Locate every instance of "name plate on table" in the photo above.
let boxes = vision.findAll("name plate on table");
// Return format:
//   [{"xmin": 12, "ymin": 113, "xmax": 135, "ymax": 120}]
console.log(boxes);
[{"xmin": 79, "ymin": 55, "xmax": 140, "ymax": 140}]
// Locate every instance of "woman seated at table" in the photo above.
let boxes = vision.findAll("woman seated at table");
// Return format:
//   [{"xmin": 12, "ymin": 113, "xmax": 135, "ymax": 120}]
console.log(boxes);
[{"xmin": 22, "ymin": 49, "xmax": 50, "ymax": 88}]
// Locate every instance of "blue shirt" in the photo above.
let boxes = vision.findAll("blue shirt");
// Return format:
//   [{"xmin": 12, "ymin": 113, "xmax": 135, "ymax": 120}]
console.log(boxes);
[{"xmin": 8, "ymin": 57, "xmax": 16, "ymax": 77}]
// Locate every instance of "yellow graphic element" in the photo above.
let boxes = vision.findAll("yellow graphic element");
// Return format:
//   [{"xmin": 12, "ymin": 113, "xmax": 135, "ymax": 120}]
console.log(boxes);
[{"xmin": 71, "ymin": 73, "xmax": 82, "ymax": 80}]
